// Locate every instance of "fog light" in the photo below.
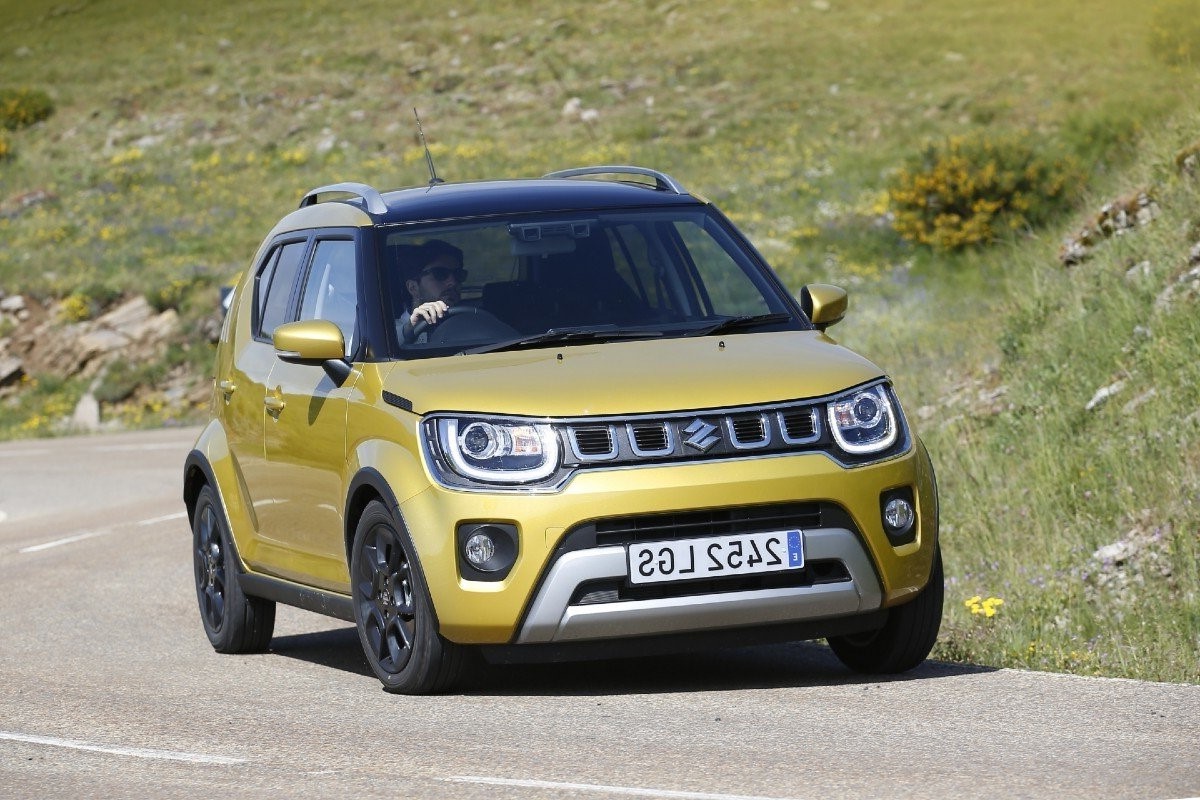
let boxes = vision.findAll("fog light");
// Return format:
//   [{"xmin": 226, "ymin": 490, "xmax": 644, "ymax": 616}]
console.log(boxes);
[
  {"xmin": 464, "ymin": 532, "xmax": 497, "ymax": 569},
  {"xmin": 884, "ymin": 498, "xmax": 914, "ymax": 532}
]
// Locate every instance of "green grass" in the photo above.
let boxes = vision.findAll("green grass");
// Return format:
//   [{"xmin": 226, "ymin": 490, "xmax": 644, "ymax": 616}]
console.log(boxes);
[{"xmin": 0, "ymin": 0, "xmax": 1197, "ymax": 680}]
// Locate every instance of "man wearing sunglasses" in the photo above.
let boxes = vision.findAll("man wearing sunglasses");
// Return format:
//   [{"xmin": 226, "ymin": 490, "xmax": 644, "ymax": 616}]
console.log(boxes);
[{"xmin": 400, "ymin": 239, "xmax": 467, "ymax": 342}]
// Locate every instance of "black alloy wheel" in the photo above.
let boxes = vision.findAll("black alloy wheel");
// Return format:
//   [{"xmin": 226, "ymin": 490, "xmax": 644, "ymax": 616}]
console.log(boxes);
[
  {"xmin": 355, "ymin": 522, "xmax": 418, "ymax": 675},
  {"xmin": 191, "ymin": 485, "xmax": 275, "ymax": 653},
  {"xmin": 350, "ymin": 500, "xmax": 470, "ymax": 693}
]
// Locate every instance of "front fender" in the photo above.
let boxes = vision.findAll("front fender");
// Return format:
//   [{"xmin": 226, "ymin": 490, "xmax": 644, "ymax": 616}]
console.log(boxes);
[{"xmin": 183, "ymin": 419, "xmax": 259, "ymax": 567}]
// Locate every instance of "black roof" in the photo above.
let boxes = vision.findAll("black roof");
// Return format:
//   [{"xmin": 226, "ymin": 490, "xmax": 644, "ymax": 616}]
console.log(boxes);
[
  {"xmin": 373, "ymin": 179, "xmax": 703, "ymax": 225},
  {"xmin": 298, "ymin": 169, "xmax": 706, "ymax": 226}
]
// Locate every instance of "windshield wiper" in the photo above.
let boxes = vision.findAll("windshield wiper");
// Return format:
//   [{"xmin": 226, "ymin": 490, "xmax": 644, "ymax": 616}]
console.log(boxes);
[
  {"xmin": 685, "ymin": 312, "xmax": 792, "ymax": 337},
  {"xmin": 464, "ymin": 325, "xmax": 662, "ymax": 355}
]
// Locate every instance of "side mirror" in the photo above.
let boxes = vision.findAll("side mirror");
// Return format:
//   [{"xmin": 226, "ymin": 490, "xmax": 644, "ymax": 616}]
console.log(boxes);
[
  {"xmin": 273, "ymin": 320, "xmax": 352, "ymax": 385},
  {"xmin": 800, "ymin": 284, "xmax": 848, "ymax": 331}
]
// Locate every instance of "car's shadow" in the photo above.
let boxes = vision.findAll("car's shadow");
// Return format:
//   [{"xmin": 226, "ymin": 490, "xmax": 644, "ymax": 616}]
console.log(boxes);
[{"xmin": 269, "ymin": 626, "xmax": 995, "ymax": 695}]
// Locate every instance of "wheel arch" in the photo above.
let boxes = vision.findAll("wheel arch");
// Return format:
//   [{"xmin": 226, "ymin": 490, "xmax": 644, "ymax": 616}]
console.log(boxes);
[
  {"xmin": 344, "ymin": 467, "xmax": 404, "ymax": 565},
  {"xmin": 183, "ymin": 450, "xmax": 218, "ymax": 528}
]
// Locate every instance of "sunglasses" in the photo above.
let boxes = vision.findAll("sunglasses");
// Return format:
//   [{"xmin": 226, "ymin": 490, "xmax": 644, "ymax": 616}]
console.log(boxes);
[{"xmin": 420, "ymin": 266, "xmax": 467, "ymax": 283}]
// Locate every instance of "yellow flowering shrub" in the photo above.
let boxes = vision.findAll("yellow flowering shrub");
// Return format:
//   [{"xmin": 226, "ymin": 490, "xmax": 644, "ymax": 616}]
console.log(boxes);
[
  {"xmin": 0, "ymin": 88, "xmax": 54, "ymax": 131},
  {"xmin": 888, "ymin": 134, "xmax": 1081, "ymax": 251},
  {"xmin": 57, "ymin": 293, "xmax": 93, "ymax": 323}
]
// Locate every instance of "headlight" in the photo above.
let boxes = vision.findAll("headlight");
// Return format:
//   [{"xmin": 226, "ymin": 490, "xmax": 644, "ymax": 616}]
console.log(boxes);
[
  {"xmin": 432, "ymin": 417, "xmax": 560, "ymax": 484},
  {"xmin": 827, "ymin": 384, "xmax": 899, "ymax": 455}
]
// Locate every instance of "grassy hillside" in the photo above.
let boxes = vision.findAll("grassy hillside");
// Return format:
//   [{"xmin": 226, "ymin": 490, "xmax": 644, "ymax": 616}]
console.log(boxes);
[{"xmin": 1, "ymin": 0, "xmax": 1197, "ymax": 680}]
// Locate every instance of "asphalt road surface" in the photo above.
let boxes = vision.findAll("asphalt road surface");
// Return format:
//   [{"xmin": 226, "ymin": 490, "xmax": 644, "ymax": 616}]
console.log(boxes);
[{"xmin": 1, "ymin": 426, "xmax": 1197, "ymax": 800}]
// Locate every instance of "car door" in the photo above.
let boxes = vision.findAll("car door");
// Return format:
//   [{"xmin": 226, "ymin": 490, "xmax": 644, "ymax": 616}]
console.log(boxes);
[
  {"xmin": 259, "ymin": 234, "xmax": 360, "ymax": 592},
  {"xmin": 220, "ymin": 235, "xmax": 311, "ymax": 570}
]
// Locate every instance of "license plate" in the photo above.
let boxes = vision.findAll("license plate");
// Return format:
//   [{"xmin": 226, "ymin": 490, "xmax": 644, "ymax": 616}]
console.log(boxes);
[{"xmin": 627, "ymin": 530, "xmax": 804, "ymax": 585}]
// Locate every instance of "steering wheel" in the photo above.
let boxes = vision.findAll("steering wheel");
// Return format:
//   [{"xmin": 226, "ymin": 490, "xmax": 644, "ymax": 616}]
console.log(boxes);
[{"xmin": 407, "ymin": 306, "xmax": 514, "ymax": 343}]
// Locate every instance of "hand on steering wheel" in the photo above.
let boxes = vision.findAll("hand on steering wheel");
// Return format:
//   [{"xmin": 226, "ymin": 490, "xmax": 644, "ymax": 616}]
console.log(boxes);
[{"xmin": 407, "ymin": 303, "xmax": 472, "ymax": 341}]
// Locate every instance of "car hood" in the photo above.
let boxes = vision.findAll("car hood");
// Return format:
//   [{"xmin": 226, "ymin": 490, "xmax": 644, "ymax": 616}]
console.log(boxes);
[{"xmin": 382, "ymin": 331, "xmax": 885, "ymax": 417}]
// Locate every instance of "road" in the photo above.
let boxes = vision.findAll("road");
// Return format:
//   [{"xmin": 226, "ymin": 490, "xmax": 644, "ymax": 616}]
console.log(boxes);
[{"xmin": 0, "ymin": 426, "xmax": 1197, "ymax": 800}]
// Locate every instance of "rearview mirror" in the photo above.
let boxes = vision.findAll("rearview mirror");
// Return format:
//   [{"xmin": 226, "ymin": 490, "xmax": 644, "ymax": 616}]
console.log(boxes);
[
  {"xmin": 273, "ymin": 320, "xmax": 352, "ymax": 385},
  {"xmin": 800, "ymin": 284, "xmax": 848, "ymax": 331},
  {"xmin": 273, "ymin": 319, "xmax": 345, "ymax": 362}
]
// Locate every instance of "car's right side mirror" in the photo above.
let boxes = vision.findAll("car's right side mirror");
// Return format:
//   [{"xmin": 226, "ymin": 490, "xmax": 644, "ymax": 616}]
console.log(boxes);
[{"xmin": 800, "ymin": 283, "xmax": 848, "ymax": 331}]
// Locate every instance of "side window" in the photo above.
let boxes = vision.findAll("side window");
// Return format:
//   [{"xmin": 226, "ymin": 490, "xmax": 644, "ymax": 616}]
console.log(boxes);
[
  {"xmin": 258, "ymin": 240, "xmax": 309, "ymax": 338},
  {"xmin": 299, "ymin": 239, "xmax": 357, "ymax": 354}
]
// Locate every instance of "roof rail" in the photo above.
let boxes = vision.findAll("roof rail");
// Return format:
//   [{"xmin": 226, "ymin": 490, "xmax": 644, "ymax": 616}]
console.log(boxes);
[
  {"xmin": 544, "ymin": 165, "xmax": 687, "ymax": 195},
  {"xmin": 299, "ymin": 182, "xmax": 388, "ymax": 216}
]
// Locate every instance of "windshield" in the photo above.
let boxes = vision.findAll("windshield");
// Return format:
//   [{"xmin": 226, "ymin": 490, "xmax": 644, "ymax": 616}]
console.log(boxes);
[{"xmin": 377, "ymin": 208, "xmax": 801, "ymax": 357}]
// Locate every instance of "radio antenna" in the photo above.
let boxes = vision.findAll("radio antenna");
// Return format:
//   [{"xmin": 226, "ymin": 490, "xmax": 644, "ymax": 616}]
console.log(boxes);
[{"xmin": 413, "ymin": 108, "xmax": 444, "ymax": 186}]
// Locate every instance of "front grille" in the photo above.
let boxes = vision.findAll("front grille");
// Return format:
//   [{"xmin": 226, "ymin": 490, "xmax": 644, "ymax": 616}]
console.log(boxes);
[
  {"xmin": 555, "ymin": 396, "xmax": 845, "ymax": 470},
  {"xmin": 780, "ymin": 407, "xmax": 818, "ymax": 442},
  {"xmin": 730, "ymin": 414, "xmax": 768, "ymax": 447},
  {"xmin": 571, "ymin": 426, "xmax": 615, "ymax": 459},
  {"xmin": 593, "ymin": 502, "xmax": 822, "ymax": 547},
  {"xmin": 629, "ymin": 422, "xmax": 672, "ymax": 455}
]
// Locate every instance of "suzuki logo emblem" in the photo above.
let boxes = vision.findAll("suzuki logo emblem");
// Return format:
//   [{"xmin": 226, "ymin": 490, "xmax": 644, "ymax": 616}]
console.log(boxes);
[{"xmin": 682, "ymin": 418, "xmax": 720, "ymax": 453}]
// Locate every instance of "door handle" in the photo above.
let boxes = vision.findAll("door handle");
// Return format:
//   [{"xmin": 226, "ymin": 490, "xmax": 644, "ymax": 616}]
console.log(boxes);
[
  {"xmin": 264, "ymin": 395, "xmax": 286, "ymax": 412},
  {"xmin": 218, "ymin": 379, "xmax": 237, "ymax": 395}
]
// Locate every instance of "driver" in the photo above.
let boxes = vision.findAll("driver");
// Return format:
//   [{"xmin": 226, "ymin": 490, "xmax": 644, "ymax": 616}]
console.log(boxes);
[{"xmin": 400, "ymin": 239, "xmax": 466, "ymax": 342}]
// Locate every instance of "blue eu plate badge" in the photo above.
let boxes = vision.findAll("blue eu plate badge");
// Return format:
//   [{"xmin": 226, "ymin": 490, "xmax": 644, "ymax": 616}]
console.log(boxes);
[{"xmin": 787, "ymin": 530, "xmax": 804, "ymax": 568}]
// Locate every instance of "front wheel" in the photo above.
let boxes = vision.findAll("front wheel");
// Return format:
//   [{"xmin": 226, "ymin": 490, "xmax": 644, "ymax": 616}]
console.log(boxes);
[
  {"xmin": 350, "ymin": 500, "xmax": 470, "ymax": 694},
  {"xmin": 828, "ymin": 547, "xmax": 944, "ymax": 674}
]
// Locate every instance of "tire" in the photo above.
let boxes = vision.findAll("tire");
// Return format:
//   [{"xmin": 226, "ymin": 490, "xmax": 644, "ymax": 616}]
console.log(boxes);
[
  {"xmin": 828, "ymin": 546, "xmax": 944, "ymax": 674},
  {"xmin": 192, "ymin": 485, "xmax": 275, "ymax": 653},
  {"xmin": 350, "ymin": 500, "xmax": 469, "ymax": 694}
]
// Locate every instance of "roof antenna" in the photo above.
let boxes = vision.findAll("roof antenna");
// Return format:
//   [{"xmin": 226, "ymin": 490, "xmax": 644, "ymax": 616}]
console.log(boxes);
[{"xmin": 413, "ymin": 108, "xmax": 444, "ymax": 186}]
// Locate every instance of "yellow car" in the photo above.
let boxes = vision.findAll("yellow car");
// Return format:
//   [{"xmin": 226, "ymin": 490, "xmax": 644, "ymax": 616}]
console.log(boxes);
[{"xmin": 184, "ymin": 166, "xmax": 941, "ymax": 693}]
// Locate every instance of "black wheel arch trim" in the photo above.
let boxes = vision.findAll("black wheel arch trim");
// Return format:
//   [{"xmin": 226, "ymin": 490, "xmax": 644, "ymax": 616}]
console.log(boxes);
[
  {"xmin": 183, "ymin": 449, "xmax": 219, "ymax": 528},
  {"xmin": 345, "ymin": 466, "xmax": 446, "ymax": 633}
]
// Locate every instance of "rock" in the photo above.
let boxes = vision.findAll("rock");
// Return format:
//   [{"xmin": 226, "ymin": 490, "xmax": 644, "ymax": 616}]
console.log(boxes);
[
  {"xmin": 1124, "ymin": 260, "xmax": 1151, "ymax": 282},
  {"xmin": 71, "ymin": 392, "xmax": 101, "ymax": 431},
  {"xmin": 1094, "ymin": 540, "xmax": 1138, "ymax": 564},
  {"xmin": 0, "ymin": 295, "xmax": 25, "ymax": 314},
  {"xmin": 1085, "ymin": 379, "xmax": 1126, "ymax": 411},
  {"xmin": 77, "ymin": 329, "xmax": 131, "ymax": 356},
  {"xmin": 1121, "ymin": 388, "xmax": 1157, "ymax": 415},
  {"xmin": 0, "ymin": 356, "xmax": 22, "ymax": 387},
  {"xmin": 96, "ymin": 296, "xmax": 154, "ymax": 335}
]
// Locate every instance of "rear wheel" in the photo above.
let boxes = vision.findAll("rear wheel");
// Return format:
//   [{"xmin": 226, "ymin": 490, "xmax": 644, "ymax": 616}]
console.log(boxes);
[
  {"xmin": 192, "ymin": 485, "xmax": 275, "ymax": 653},
  {"xmin": 828, "ymin": 547, "xmax": 944, "ymax": 674},
  {"xmin": 350, "ymin": 500, "xmax": 470, "ymax": 694}
]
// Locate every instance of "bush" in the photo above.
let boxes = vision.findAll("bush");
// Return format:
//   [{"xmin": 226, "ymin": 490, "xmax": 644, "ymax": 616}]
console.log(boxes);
[
  {"xmin": 888, "ymin": 134, "xmax": 1082, "ymax": 251},
  {"xmin": 0, "ymin": 131, "xmax": 12, "ymax": 161},
  {"xmin": 0, "ymin": 88, "xmax": 54, "ymax": 131}
]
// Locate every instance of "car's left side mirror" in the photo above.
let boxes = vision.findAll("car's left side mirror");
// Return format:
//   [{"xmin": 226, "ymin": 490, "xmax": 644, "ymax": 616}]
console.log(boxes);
[
  {"xmin": 800, "ymin": 283, "xmax": 848, "ymax": 331},
  {"xmin": 273, "ymin": 320, "xmax": 352, "ymax": 385}
]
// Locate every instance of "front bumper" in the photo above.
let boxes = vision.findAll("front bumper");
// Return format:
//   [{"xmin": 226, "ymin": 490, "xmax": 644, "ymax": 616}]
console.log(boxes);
[{"xmin": 398, "ymin": 441, "xmax": 937, "ymax": 645}]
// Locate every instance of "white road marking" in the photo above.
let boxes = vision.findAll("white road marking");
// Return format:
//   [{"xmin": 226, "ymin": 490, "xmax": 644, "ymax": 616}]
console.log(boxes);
[
  {"xmin": 443, "ymin": 776, "xmax": 805, "ymax": 800},
  {"xmin": 137, "ymin": 511, "xmax": 188, "ymax": 526},
  {"xmin": 19, "ymin": 512, "xmax": 181, "ymax": 553},
  {"xmin": 0, "ymin": 731, "xmax": 245, "ymax": 765},
  {"xmin": 0, "ymin": 448, "xmax": 50, "ymax": 457},
  {"xmin": 91, "ymin": 442, "xmax": 189, "ymax": 453},
  {"xmin": 18, "ymin": 530, "xmax": 110, "ymax": 553}
]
